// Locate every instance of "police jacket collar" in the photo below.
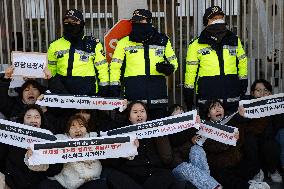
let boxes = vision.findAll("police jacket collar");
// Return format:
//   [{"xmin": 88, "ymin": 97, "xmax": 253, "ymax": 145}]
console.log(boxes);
[
  {"xmin": 129, "ymin": 28, "xmax": 168, "ymax": 46},
  {"xmin": 198, "ymin": 29, "xmax": 238, "ymax": 47}
]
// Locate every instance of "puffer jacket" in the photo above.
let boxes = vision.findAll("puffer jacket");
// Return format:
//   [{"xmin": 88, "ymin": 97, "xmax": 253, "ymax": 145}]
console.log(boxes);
[{"xmin": 51, "ymin": 132, "xmax": 102, "ymax": 189}]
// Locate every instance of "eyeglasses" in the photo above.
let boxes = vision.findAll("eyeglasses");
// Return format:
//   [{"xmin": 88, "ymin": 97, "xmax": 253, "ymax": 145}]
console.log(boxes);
[{"xmin": 254, "ymin": 88, "xmax": 270, "ymax": 94}]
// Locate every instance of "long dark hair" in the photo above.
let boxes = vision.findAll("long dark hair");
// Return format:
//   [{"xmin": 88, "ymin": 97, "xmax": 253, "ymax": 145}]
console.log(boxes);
[{"xmin": 18, "ymin": 104, "xmax": 47, "ymax": 129}]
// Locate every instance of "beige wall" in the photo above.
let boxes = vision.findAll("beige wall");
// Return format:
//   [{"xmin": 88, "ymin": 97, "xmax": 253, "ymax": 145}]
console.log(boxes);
[{"xmin": 117, "ymin": 0, "xmax": 147, "ymax": 19}]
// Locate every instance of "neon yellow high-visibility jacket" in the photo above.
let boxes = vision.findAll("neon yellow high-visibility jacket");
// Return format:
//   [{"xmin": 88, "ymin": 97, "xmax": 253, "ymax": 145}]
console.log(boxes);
[
  {"xmin": 109, "ymin": 33, "xmax": 178, "ymax": 106},
  {"xmin": 184, "ymin": 30, "xmax": 247, "ymax": 103},
  {"xmin": 48, "ymin": 36, "xmax": 109, "ymax": 95}
]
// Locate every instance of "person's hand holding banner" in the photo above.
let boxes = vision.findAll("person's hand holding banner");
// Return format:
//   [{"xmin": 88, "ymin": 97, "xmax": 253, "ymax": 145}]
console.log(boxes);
[
  {"xmin": 4, "ymin": 65, "xmax": 14, "ymax": 79},
  {"xmin": 0, "ymin": 119, "xmax": 56, "ymax": 149},
  {"xmin": 238, "ymin": 106, "xmax": 245, "ymax": 117},
  {"xmin": 239, "ymin": 93, "xmax": 284, "ymax": 118},
  {"xmin": 101, "ymin": 110, "xmax": 199, "ymax": 139},
  {"xmin": 197, "ymin": 121, "xmax": 239, "ymax": 146},
  {"xmin": 43, "ymin": 67, "xmax": 52, "ymax": 79},
  {"xmin": 28, "ymin": 134, "xmax": 138, "ymax": 165},
  {"xmin": 11, "ymin": 51, "xmax": 47, "ymax": 78},
  {"xmin": 36, "ymin": 93, "xmax": 126, "ymax": 111}
]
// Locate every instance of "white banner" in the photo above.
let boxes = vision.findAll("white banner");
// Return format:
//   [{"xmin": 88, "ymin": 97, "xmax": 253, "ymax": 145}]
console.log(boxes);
[
  {"xmin": 239, "ymin": 93, "xmax": 284, "ymax": 118},
  {"xmin": 36, "ymin": 93, "xmax": 125, "ymax": 111},
  {"xmin": 101, "ymin": 110, "xmax": 199, "ymax": 139},
  {"xmin": 0, "ymin": 119, "xmax": 56, "ymax": 149},
  {"xmin": 28, "ymin": 135, "xmax": 137, "ymax": 165},
  {"xmin": 9, "ymin": 77, "xmax": 25, "ymax": 89},
  {"xmin": 197, "ymin": 121, "xmax": 238, "ymax": 146},
  {"xmin": 12, "ymin": 51, "xmax": 47, "ymax": 78}
]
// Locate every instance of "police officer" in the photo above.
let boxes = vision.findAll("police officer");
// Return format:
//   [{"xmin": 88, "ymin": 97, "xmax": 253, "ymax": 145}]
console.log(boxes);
[
  {"xmin": 109, "ymin": 9, "xmax": 178, "ymax": 119},
  {"xmin": 48, "ymin": 9, "xmax": 109, "ymax": 96},
  {"xmin": 184, "ymin": 6, "xmax": 247, "ymax": 115}
]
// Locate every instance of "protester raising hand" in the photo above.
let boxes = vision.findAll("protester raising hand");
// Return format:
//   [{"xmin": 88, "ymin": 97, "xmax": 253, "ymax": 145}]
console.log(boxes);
[
  {"xmin": 238, "ymin": 106, "xmax": 245, "ymax": 117},
  {"xmin": 4, "ymin": 65, "xmax": 14, "ymax": 79}
]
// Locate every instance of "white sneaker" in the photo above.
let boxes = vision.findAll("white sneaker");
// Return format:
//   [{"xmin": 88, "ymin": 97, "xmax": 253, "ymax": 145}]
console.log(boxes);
[
  {"xmin": 248, "ymin": 180, "xmax": 270, "ymax": 189},
  {"xmin": 268, "ymin": 170, "xmax": 283, "ymax": 183},
  {"xmin": 252, "ymin": 169, "xmax": 265, "ymax": 182}
]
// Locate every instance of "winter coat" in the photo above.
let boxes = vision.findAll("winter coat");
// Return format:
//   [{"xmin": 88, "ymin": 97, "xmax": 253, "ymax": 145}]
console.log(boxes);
[
  {"xmin": 50, "ymin": 132, "xmax": 102, "ymax": 189},
  {"xmin": 0, "ymin": 145, "xmax": 62, "ymax": 189},
  {"xmin": 157, "ymin": 128, "xmax": 197, "ymax": 168},
  {"xmin": 202, "ymin": 117, "xmax": 245, "ymax": 169}
]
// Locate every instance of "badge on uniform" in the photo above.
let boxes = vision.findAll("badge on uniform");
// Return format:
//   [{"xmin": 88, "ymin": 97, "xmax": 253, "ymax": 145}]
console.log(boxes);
[
  {"xmin": 229, "ymin": 49, "xmax": 237, "ymax": 56},
  {"xmin": 155, "ymin": 49, "xmax": 164, "ymax": 57},
  {"xmin": 80, "ymin": 54, "xmax": 89, "ymax": 62},
  {"xmin": 129, "ymin": 49, "xmax": 138, "ymax": 54},
  {"xmin": 201, "ymin": 50, "xmax": 210, "ymax": 55}
]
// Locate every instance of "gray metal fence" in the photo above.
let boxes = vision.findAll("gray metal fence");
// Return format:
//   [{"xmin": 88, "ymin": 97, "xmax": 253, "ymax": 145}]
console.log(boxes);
[{"xmin": 0, "ymin": 0, "xmax": 283, "ymax": 105}]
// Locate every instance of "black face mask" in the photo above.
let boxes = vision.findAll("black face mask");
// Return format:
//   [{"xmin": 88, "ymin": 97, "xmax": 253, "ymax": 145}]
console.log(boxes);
[
  {"xmin": 129, "ymin": 23, "xmax": 154, "ymax": 43},
  {"xmin": 205, "ymin": 23, "xmax": 228, "ymax": 43},
  {"xmin": 63, "ymin": 23, "xmax": 84, "ymax": 42}
]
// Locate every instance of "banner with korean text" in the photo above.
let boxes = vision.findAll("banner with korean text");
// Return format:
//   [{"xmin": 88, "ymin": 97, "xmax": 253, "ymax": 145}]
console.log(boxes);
[
  {"xmin": 11, "ymin": 51, "xmax": 47, "ymax": 78},
  {"xmin": 101, "ymin": 110, "xmax": 199, "ymax": 139},
  {"xmin": 197, "ymin": 121, "xmax": 238, "ymax": 146},
  {"xmin": 36, "ymin": 93, "xmax": 125, "ymax": 111},
  {"xmin": 28, "ymin": 135, "xmax": 137, "ymax": 165},
  {"xmin": 0, "ymin": 119, "xmax": 56, "ymax": 149},
  {"xmin": 239, "ymin": 93, "xmax": 284, "ymax": 118}
]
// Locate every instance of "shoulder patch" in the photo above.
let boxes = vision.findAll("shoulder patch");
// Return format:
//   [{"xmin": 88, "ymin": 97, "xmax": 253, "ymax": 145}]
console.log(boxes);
[
  {"xmin": 84, "ymin": 36, "xmax": 100, "ymax": 44},
  {"xmin": 49, "ymin": 36, "xmax": 64, "ymax": 45},
  {"xmin": 83, "ymin": 36, "xmax": 99, "ymax": 53}
]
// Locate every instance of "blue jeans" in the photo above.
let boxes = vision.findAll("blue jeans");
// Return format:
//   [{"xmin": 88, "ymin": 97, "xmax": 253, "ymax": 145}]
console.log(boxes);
[
  {"xmin": 275, "ymin": 128, "xmax": 284, "ymax": 167},
  {"xmin": 172, "ymin": 145, "xmax": 220, "ymax": 189}
]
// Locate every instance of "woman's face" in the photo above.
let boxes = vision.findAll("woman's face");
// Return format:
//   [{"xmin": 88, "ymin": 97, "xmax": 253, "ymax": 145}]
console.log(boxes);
[
  {"xmin": 252, "ymin": 83, "xmax": 271, "ymax": 98},
  {"xmin": 22, "ymin": 85, "xmax": 41, "ymax": 105},
  {"xmin": 129, "ymin": 103, "xmax": 147, "ymax": 124},
  {"xmin": 171, "ymin": 107, "xmax": 184, "ymax": 116},
  {"xmin": 207, "ymin": 102, "xmax": 224, "ymax": 122},
  {"xmin": 68, "ymin": 119, "xmax": 87, "ymax": 139},
  {"xmin": 24, "ymin": 109, "xmax": 41, "ymax": 128}
]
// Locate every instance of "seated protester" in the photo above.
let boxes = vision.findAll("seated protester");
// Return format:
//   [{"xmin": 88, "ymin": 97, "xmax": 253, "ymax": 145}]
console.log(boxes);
[
  {"xmin": 239, "ymin": 79, "xmax": 282, "ymax": 183},
  {"xmin": 159, "ymin": 105, "xmax": 198, "ymax": 168},
  {"xmin": 0, "ymin": 79, "xmax": 44, "ymax": 121},
  {"xmin": 0, "ymin": 105, "xmax": 62, "ymax": 189},
  {"xmin": 202, "ymin": 100, "xmax": 270, "ymax": 189},
  {"xmin": 160, "ymin": 104, "xmax": 221, "ymax": 189},
  {"xmin": 27, "ymin": 115, "xmax": 108, "ymax": 189},
  {"xmin": 102, "ymin": 101, "xmax": 190, "ymax": 189}
]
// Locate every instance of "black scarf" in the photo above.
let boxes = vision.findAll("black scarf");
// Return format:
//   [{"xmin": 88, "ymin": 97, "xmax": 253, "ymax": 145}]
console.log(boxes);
[
  {"xmin": 204, "ymin": 23, "xmax": 228, "ymax": 43},
  {"xmin": 129, "ymin": 23, "xmax": 155, "ymax": 43},
  {"xmin": 63, "ymin": 23, "xmax": 84, "ymax": 43}
]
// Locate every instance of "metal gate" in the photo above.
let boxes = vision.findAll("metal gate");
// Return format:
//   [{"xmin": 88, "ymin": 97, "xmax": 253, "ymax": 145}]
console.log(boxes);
[{"xmin": 0, "ymin": 0, "xmax": 283, "ymax": 105}]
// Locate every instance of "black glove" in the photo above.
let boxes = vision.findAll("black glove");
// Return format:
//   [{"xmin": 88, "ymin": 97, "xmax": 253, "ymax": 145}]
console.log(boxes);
[
  {"xmin": 240, "ymin": 79, "xmax": 248, "ymax": 97},
  {"xmin": 156, "ymin": 62, "xmax": 175, "ymax": 76},
  {"xmin": 48, "ymin": 75, "xmax": 69, "ymax": 94},
  {"xmin": 109, "ymin": 85, "xmax": 121, "ymax": 97},
  {"xmin": 183, "ymin": 88, "xmax": 194, "ymax": 111},
  {"xmin": 98, "ymin": 85, "xmax": 109, "ymax": 97}
]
